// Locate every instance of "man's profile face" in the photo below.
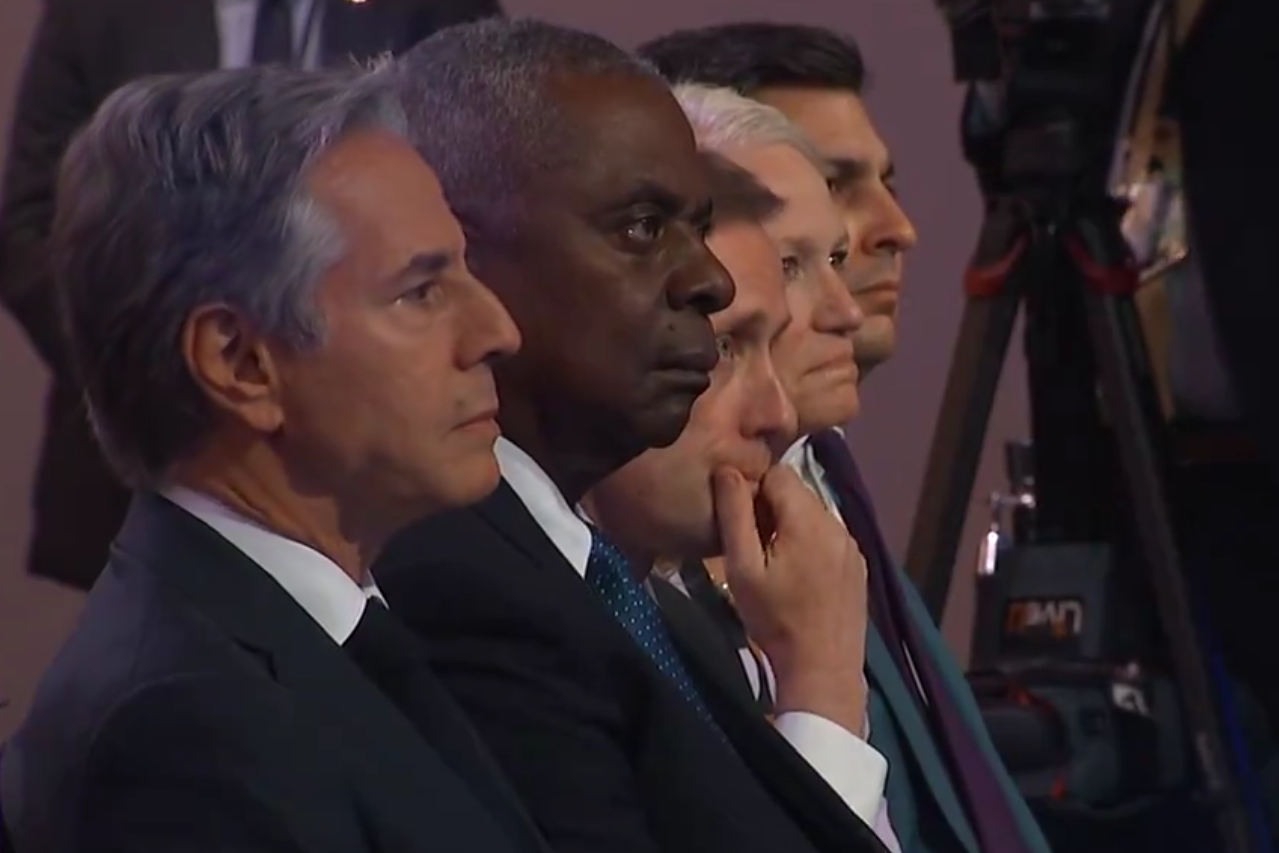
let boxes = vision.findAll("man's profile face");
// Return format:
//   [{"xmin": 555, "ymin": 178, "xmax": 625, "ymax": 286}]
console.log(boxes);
[
  {"xmin": 730, "ymin": 142, "xmax": 863, "ymax": 436},
  {"xmin": 269, "ymin": 130, "xmax": 521, "ymax": 526},
  {"xmin": 755, "ymin": 87, "xmax": 917, "ymax": 374},
  {"xmin": 586, "ymin": 218, "xmax": 794, "ymax": 560},
  {"xmin": 469, "ymin": 74, "xmax": 735, "ymax": 460}
]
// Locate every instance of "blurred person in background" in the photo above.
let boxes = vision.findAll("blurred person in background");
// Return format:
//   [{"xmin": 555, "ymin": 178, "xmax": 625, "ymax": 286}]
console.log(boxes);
[{"xmin": 0, "ymin": 0, "xmax": 505, "ymax": 592}]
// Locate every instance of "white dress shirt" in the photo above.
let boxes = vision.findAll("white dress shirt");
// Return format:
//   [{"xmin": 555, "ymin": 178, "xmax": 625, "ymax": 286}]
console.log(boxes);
[
  {"xmin": 163, "ymin": 486, "xmax": 379, "ymax": 644},
  {"xmin": 781, "ymin": 434, "xmax": 903, "ymax": 851},
  {"xmin": 214, "ymin": 0, "xmax": 323, "ymax": 70},
  {"xmin": 495, "ymin": 437, "xmax": 889, "ymax": 828}
]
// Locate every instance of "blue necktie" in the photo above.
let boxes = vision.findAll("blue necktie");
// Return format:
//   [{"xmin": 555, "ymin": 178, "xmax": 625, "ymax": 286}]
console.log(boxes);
[{"xmin": 586, "ymin": 529, "xmax": 717, "ymax": 728}]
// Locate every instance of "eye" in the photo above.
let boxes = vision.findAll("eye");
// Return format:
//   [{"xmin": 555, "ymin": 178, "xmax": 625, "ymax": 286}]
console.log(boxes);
[
  {"xmin": 715, "ymin": 333, "xmax": 736, "ymax": 361},
  {"xmin": 395, "ymin": 280, "xmax": 439, "ymax": 306},
  {"xmin": 829, "ymin": 248, "xmax": 850, "ymax": 271},
  {"xmin": 781, "ymin": 255, "xmax": 802, "ymax": 282},
  {"xmin": 623, "ymin": 215, "xmax": 664, "ymax": 246}
]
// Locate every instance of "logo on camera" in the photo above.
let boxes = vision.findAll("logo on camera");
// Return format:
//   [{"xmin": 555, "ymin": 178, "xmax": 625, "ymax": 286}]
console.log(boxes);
[{"xmin": 1003, "ymin": 597, "xmax": 1084, "ymax": 645}]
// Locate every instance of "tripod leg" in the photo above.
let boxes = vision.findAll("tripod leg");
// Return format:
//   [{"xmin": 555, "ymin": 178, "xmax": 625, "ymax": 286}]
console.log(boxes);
[
  {"xmin": 1068, "ymin": 219, "xmax": 1259, "ymax": 853},
  {"xmin": 905, "ymin": 198, "xmax": 1029, "ymax": 620}
]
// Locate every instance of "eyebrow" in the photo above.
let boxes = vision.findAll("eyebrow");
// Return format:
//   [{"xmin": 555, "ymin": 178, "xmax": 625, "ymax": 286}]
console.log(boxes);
[
  {"xmin": 778, "ymin": 234, "xmax": 821, "ymax": 259},
  {"xmin": 827, "ymin": 157, "xmax": 896, "ymax": 191},
  {"xmin": 608, "ymin": 178, "xmax": 712, "ymax": 227},
  {"xmin": 390, "ymin": 250, "xmax": 454, "ymax": 287}
]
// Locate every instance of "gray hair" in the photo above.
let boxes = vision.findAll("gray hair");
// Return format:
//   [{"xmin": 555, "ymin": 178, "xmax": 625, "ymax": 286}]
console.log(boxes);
[
  {"xmin": 387, "ymin": 18, "xmax": 664, "ymax": 242},
  {"xmin": 53, "ymin": 65, "xmax": 408, "ymax": 488},
  {"xmin": 670, "ymin": 83, "xmax": 833, "ymax": 181}
]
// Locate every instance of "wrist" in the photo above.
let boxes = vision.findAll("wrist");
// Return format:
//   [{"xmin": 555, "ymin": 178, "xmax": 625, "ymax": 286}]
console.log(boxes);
[{"xmin": 772, "ymin": 664, "xmax": 868, "ymax": 735}]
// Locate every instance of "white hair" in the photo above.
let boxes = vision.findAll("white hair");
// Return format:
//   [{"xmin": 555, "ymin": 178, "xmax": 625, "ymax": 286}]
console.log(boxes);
[{"xmin": 669, "ymin": 83, "xmax": 832, "ymax": 180}]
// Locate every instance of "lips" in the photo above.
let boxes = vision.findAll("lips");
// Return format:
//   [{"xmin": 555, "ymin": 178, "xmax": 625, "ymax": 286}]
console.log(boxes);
[
  {"xmin": 854, "ymin": 279, "xmax": 900, "ymax": 296},
  {"xmin": 659, "ymin": 342, "xmax": 720, "ymax": 376}
]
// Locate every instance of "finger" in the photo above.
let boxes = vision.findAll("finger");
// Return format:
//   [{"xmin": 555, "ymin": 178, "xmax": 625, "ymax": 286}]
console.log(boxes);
[
  {"xmin": 712, "ymin": 468, "xmax": 766, "ymax": 581},
  {"xmin": 757, "ymin": 465, "xmax": 818, "ymax": 533}
]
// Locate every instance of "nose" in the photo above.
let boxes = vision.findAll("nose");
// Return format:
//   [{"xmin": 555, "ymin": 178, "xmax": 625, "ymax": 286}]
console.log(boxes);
[
  {"xmin": 813, "ymin": 265, "xmax": 864, "ymax": 336},
  {"xmin": 458, "ymin": 273, "xmax": 522, "ymax": 366},
  {"xmin": 668, "ymin": 241, "xmax": 736, "ymax": 317},
  {"xmin": 861, "ymin": 188, "xmax": 918, "ymax": 257},
  {"xmin": 742, "ymin": 356, "xmax": 799, "ymax": 458}
]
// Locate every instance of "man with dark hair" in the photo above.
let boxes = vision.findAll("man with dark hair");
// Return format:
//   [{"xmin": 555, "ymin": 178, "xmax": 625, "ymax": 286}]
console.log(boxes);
[
  {"xmin": 639, "ymin": 24, "xmax": 1050, "ymax": 853},
  {"xmin": 0, "ymin": 0, "xmax": 505, "ymax": 593},
  {"xmin": 0, "ymin": 64, "xmax": 549, "ymax": 853},
  {"xmin": 375, "ymin": 18, "xmax": 888, "ymax": 853}
]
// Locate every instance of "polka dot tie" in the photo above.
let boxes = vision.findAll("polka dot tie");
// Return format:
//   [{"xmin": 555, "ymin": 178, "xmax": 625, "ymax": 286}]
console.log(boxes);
[{"xmin": 586, "ymin": 529, "xmax": 718, "ymax": 729}]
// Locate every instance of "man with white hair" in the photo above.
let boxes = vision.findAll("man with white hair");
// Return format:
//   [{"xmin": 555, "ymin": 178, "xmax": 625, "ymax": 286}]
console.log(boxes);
[{"xmin": 0, "ymin": 65, "xmax": 547, "ymax": 853}]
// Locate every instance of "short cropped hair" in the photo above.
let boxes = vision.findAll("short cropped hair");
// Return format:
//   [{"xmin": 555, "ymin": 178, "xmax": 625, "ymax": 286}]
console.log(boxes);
[
  {"xmin": 53, "ymin": 65, "xmax": 407, "ymax": 487},
  {"xmin": 672, "ymin": 83, "xmax": 832, "ymax": 189},
  {"xmin": 638, "ymin": 22, "xmax": 867, "ymax": 96},
  {"xmin": 388, "ymin": 18, "xmax": 665, "ymax": 242}
]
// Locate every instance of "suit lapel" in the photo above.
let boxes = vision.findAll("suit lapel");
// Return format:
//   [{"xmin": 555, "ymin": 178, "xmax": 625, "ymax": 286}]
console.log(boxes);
[
  {"xmin": 866, "ymin": 628, "xmax": 979, "ymax": 853},
  {"xmin": 651, "ymin": 577, "xmax": 757, "ymax": 708},
  {"xmin": 112, "ymin": 493, "xmax": 531, "ymax": 852}
]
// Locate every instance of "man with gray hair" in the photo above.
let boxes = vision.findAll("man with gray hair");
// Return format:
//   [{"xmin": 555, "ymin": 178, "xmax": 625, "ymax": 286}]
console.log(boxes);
[
  {"xmin": 374, "ymin": 17, "xmax": 887, "ymax": 853},
  {"xmin": 0, "ymin": 65, "xmax": 548, "ymax": 853}
]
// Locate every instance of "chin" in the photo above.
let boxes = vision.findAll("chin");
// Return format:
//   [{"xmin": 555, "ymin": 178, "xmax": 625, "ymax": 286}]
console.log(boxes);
[
  {"xmin": 852, "ymin": 320, "xmax": 897, "ymax": 371},
  {"xmin": 425, "ymin": 454, "xmax": 503, "ymax": 513},
  {"xmin": 633, "ymin": 394, "xmax": 699, "ymax": 450}
]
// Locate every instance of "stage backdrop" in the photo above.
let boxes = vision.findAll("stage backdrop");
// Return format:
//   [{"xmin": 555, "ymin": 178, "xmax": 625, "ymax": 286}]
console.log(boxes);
[{"xmin": 0, "ymin": 0, "xmax": 1030, "ymax": 741}]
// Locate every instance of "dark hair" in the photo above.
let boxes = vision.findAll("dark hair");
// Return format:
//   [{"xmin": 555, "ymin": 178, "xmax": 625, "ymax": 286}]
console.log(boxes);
[
  {"xmin": 701, "ymin": 151, "xmax": 783, "ymax": 226},
  {"xmin": 638, "ymin": 22, "xmax": 866, "ymax": 96}
]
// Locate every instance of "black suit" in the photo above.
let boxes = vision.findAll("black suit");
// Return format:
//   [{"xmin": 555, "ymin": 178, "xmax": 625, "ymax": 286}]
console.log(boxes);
[
  {"xmin": 0, "ymin": 0, "xmax": 504, "ymax": 591},
  {"xmin": 375, "ymin": 480, "xmax": 889, "ymax": 853},
  {"xmin": 1176, "ymin": 0, "xmax": 1279, "ymax": 476},
  {"xmin": 0, "ymin": 493, "xmax": 546, "ymax": 853}
]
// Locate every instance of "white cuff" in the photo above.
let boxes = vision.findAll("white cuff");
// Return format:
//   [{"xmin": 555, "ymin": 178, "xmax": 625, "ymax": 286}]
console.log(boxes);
[{"xmin": 774, "ymin": 711, "xmax": 888, "ymax": 826}]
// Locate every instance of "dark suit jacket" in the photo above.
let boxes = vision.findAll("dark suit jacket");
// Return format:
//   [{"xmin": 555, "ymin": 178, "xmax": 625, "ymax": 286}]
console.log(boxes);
[
  {"xmin": 0, "ymin": 0, "xmax": 504, "ymax": 591},
  {"xmin": 374, "ymin": 480, "xmax": 890, "ymax": 853},
  {"xmin": 0, "ymin": 493, "xmax": 545, "ymax": 853},
  {"xmin": 1176, "ymin": 0, "xmax": 1279, "ymax": 478}
]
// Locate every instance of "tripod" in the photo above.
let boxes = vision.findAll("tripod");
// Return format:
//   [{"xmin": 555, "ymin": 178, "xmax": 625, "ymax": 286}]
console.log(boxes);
[{"xmin": 901, "ymin": 111, "xmax": 1258, "ymax": 848}]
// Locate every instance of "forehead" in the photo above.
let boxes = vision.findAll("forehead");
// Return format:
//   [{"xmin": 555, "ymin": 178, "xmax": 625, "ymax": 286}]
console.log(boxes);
[
  {"xmin": 306, "ymin": 130, "xmax": 464, "ymax": 278},
  {"xmin": 754, "ymin": 87, "xmax": 889, "ymax": 173},
  {"xmin": 706, "ymin": 221, "xmax": 786, "ymax": 333},
  {"xmin": 536, "ymin": 74, "xmax": 708, "ymax": 207},
  {"xmin": 727, "ymin": 144, "xmax": 844, "ymax": 249}
]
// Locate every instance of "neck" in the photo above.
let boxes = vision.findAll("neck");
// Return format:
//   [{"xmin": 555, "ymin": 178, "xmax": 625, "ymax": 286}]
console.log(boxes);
[
  {"xmin": 577, "ymin": 493, "xmax": 655, "ymax": 582},
  {"xmin": 497, "ymin": 392, "xmax": 640, "ymax": 505},
  {"xmin": 171, "ymin": 440, "xmax": 373, "ymax": 583}
]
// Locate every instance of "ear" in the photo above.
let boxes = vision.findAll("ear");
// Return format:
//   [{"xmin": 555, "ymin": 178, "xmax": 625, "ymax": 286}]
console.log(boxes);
[{"xmin": 181, "ymin": 304, "xmax": 285, "ymax": 434}]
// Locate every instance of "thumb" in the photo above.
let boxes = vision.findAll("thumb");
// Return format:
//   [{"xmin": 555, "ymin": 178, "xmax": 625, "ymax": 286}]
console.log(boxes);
[
  {"xmin": 757, "ymin": 464, "xmax": 811, "ymax": 535},
  {"xmin": 712, "ymin": 468, "xmax": 765, "ymax": 580}
]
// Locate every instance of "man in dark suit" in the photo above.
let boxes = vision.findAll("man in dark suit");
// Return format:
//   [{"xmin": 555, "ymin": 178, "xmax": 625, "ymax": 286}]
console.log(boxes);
[
  {"xmin": 0, "ymin": 0, "xmax": 504, "ymax": 591},
  {"xmin": 375, "ymin": 18, "xmax": 889, "ymax": 853},
  {"xmin": 638, "ymin": 24, "xmax": 1049, "ymax": 853},
  {"xmin": 0, "ymin": 64, "xmax": 545, "ymax": 853}
]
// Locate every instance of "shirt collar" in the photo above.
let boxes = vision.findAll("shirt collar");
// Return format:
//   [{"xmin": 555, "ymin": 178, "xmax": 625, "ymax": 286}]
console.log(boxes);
[
  {"xmin": 162, "ymin": 486, "xmax": 381, "ymax": 644},
  {"xmin": 494, "ymin": 437, "xmax": 594, "ymax": 577}
]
